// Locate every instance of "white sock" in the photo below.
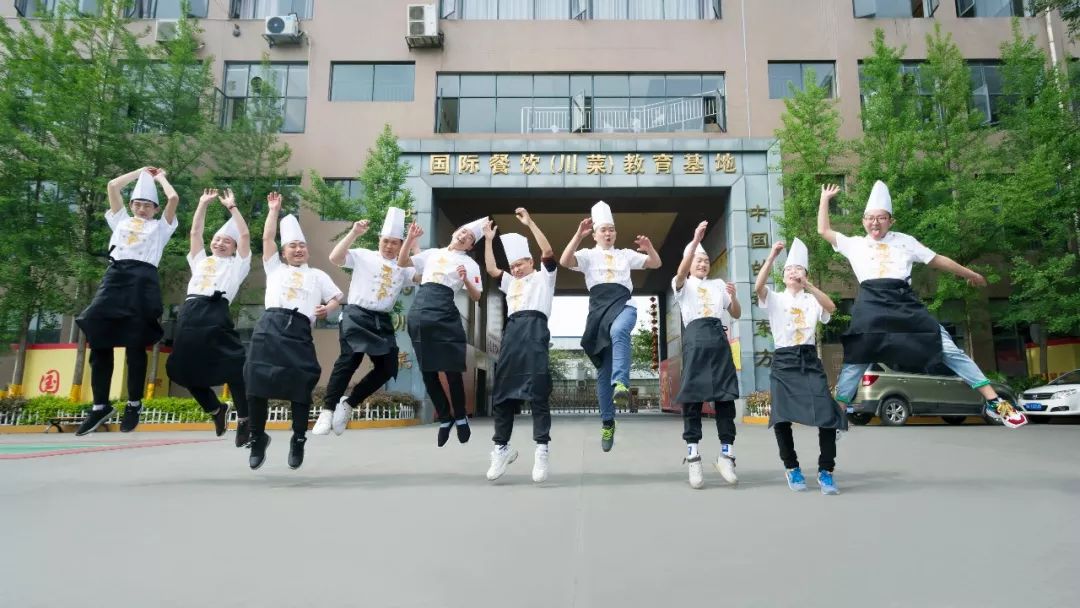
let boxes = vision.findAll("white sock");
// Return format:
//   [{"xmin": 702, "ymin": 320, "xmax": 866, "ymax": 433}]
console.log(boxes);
[
  {"xmin": 439, "ymin": 421, "xmax": 452, "ymax": 428},
  {"xmin": 537, "ymin": 443, "xmax": 549, "ymax": 452},
  {"xmin": 721, "ymin": 443, "xmax": 734, "ymax": 459},
  {"xmin": 455, "ymin": 418, "xmax": 468, "ymax": 426},
  {"xmin": 687, "ymin": 443, "xmax": 699, "ymax": 458},
  {"xmin": 495, "ymin": 444, "xmax": 509, "ymax": 453},
  {"xmin": 92, "ymin": 403, "xmax": 108, "ymax": 411},
  {"xmin": 127, "ymin": 400, "xmax": 141, "ymax": 409}
]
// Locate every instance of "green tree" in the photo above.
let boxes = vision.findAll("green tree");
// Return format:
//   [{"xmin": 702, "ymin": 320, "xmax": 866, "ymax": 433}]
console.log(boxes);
[
  {"xmin": 302, "ymin": 124, "xmax": 416, "ymax": 248},
  {"xmin": 630, "ymin": 323, "xmax": 657, "ymax": 373},
  {"xmin": 773, "ymin": 68, "xmax": 848, "ymax": 290},
  {"xmin": 1030, "ymin": 0, "xmax": 1080, "ymax": 37},
  {"xmin": 996, "ymin": 22, "xmax": 1080, "ymax": 375}
]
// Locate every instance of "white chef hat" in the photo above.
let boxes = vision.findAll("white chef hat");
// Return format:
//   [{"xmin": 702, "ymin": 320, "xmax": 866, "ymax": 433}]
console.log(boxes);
[
  {"xmin": 279, "ymin": 214, "xmax": 306, "ymax": 245},
  {"xmin": 591, "ymin": 200, "xmax": 614, "ymax": 228},
  {"xmin": 784, "ymin": 237, "xmax": 809, "ymax": 270},
  {"xmin": 864, "ymin": 180, "xmax": 893, "ymax": 216},
  {"xmin": 380, "ymin": 207, "xmax": 406, "ymax": 240},
  {"xmin": 500, "ymin": 233, "xmax": 531, "ymax": 264},
  {"xmin": 130, "ymin": 171, "xmax": 159, "ymax": 205},
  {"xmin": 683, "ymin": 242, "xmax": 707, "ymax": 259},
  {"xmin": 213, "ymin": 218, "xmax": 241, "ymax": 245},
  {"xmin": 459, "ymin": 217, "xmax": 487, "ymax": 243}
]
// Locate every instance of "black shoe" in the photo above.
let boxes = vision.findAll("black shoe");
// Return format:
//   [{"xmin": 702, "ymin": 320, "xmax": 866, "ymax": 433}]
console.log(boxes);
[
  {"xmin": 235, "ymin": 418, "xmax": 251, "ymax": 448},
  {"xmin": 456, "ymin": 420, "xmax": 471, "ymax": 444},
  {"xmin": 212, "ymin": 404, "xmax": 230, "ymax": 437},
  {"xmin": 75, "ymin": 406, "xmax": 114, "ymax": 437},
  {"xmin": 288, "ymin": 435, "xmax": 307, "ymax": 470},
  {"xmin": 119, "ymin": 403, "xmax": 143, "ymax": 433},
  {"xmin": 249, "ymin": 433, "xmax": 271, "ymax": 470},
  {"xmin": 437, "ymin": 424, "xmax": 452, "ymax": 447}
]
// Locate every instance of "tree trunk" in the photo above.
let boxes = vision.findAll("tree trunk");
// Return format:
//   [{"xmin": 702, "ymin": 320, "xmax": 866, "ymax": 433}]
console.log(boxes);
[
  {"xmin": 70, "ymin": 331, "xmax": 87, "ymax": 402},
  {"xmin": 8, "ymin": 310, "xmax": 32, "ymax": 398},
  {"xmin": 1038, "ymin": 331, "xmax": 1049, "ymax": 380},
  {"xmin": 144, "ymin": 341, "xmax": 162, "ymax": 400}
]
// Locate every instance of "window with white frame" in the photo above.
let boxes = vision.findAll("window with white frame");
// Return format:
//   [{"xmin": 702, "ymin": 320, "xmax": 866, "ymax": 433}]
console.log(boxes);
[
  {"xmin": 126, "ymin": 0, "xmax": 209, "ymax": 18},
  {"xmin": 768, "ymin": 62, "xmax": 836, "ymax": 99},
  {"xmin": 330, "ymin": 63, "xmax": 415, "ymax": 102},
  {"xmin": 853, "ymin": 0, "xmax": 939, "ymax": 18},
  {"xmin": 442, "ymin": 0, "xmax": 719, "ymax": 20},
  {"xmin": 223, "ymin": 62, "xmax": 308, "ymax": 133},
  {"xmin": 229, "ymin": 0, "xmax": 313, "ymax": 19},
  {"xmin": 955, "ymin": 0, "xmax": 1029, "ymax": 17}
]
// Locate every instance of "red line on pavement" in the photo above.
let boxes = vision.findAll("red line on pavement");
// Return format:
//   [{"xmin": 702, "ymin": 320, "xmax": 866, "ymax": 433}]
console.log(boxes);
[{"xmin": 0, "ymin": 438, "xmax": 219, "ymax": 460}]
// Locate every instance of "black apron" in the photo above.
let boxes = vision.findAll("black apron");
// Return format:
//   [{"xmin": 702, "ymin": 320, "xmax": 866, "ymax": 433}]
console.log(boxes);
[
  {"xmin": 492, "ymin": 310, "xmax": 552, "ymax": 405},
  {"xmin": 76, "ymin": 258, "xmax": 163, "ymax": 349},
  {"xmin": 407, "ymin": 283, "xmax": 466, "ymax": 373},
  {"xmin": 580, "ymin": 283, "xmax": 632, "ymax": 368},
  {"xmin": 842, "ymin": 278, "xmax": 942, "ymax": 367},
  {"xmin": 243, "ymin": 307, "xmax": 321, "ymax": 403},
  {"xmin": 340, "ymin": 304, "xmax": 398, "ymax": 364},
  {"xmin": 769, "ymin": 345, "xmax": 848, "ymax": 430},
  {"xmin": 675, "ymin": 317, "xmax": 740, "ymax": 404},
  {"xmin": 165, "ymin": 293, "xmax": 245, "ymax": 388}
]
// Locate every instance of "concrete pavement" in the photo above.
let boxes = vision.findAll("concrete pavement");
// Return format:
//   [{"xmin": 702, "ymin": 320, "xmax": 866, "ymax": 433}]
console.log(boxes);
[{"xmin": 1, "ymin": 416, "xmax": 1077, "ymax": 608}]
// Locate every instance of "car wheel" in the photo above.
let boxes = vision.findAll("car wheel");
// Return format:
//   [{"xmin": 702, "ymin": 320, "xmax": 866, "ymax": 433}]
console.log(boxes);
[
  {"xmin": 848, "ymin": 413, "xmax": 873, "ymax": 425},
  {"xmin": 942, "ymin": 415, "xmax": 966, "ymax": 425},
  {"xmin": 1029, "ymin": 416, "xmax": 1051, "ymax": 424},
  {"xmin": 879, "ymin": 397, "xmax": 910, "ymax": 426}
]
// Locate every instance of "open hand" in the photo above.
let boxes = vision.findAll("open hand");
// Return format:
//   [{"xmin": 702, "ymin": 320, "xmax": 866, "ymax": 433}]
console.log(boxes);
[{"xmin": 198, "ymin": 188, "xmax": 218, "ymax": 206}]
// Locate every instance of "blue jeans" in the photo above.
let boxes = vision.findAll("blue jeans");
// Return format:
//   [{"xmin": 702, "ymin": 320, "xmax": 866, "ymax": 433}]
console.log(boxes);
[
  {"xmin": 596, "ymin": 305, "xmax": 637, "ymax": 422},
  {"xmin": 835, "ymin": 325, "xmax": 990, "ymax": 403}
]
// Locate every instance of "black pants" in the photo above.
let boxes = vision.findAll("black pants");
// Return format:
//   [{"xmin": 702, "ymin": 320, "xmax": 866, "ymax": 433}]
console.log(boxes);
[
  {"xmin": 492, "ymin": 399, "xmax": 551, "ymax": 445},
  {"xmin": 90, "ymin": 346, "xmax": 147, "ymax": 405},
  {"xmin": 322, "ymin": 350, "xmax": 396, "ymax": 410},
  {"xmin": 248, "ymin": 396, "xmax": 310, "ymax": 437},
  {"xmin": 773, "ymin": 422, "xmax": 836, "ymax": 472},
  {"xmin": 188, "ymin": 379, "xmax": 249, "ymax": 419},
  {"xmin": 682, "ymin": 401, "xmax": 736, "ymax": 444},
  {"xmin": 422, "ymin": 371, "xmax": 467, "ymax": 423}
]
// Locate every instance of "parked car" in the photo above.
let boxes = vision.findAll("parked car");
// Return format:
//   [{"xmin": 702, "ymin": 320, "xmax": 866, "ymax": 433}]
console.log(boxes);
[
  {"xmin": 846, "ymin": 362, "xmax": 1017, "ymax": 427},
  {"xmin": 1017, "ymin": 369, "xmax": 1080, "ymax": 422}
]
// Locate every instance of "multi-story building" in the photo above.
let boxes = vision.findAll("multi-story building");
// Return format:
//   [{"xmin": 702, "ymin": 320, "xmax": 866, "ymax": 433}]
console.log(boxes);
[{"xmin": 4, "ymin": 1, "xmax": 1075, "ymax": 418}]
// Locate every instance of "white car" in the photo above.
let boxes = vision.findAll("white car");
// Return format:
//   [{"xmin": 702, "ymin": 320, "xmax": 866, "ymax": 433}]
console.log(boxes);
[{"xmin": 1018, "ymin": 370, "xmax": 1080, "ymax": 421}]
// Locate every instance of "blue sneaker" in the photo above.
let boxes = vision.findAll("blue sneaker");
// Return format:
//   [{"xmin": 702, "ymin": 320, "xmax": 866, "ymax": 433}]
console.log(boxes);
[
  {"xmin": 785, "ymin": 467, "xmax": 807, "ymax": 492},
  {"xmin": 818, "ymin": 470, "xmax": 839, "ymax": 495}
]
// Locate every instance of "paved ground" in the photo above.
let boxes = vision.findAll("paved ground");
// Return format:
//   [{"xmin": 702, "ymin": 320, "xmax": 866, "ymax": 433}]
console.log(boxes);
[{"xmin": 1, "ymin": 416, "xmax": 1077, "ymax": 608}]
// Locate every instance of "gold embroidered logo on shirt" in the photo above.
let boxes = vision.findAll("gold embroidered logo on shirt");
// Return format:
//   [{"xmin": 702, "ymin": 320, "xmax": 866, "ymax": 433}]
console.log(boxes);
[
  {"xmin": 603, "ymin": 253, "xmax": 616, "ymax": 282},
  {"xmin": 196, "ymin": 257, "xmax": 218, "ymax": 291},
  {"xmin": 696, "ymin": 286, "xmax": 714, "ymax": 317},
  {"xmin": 872, "ymin": 242, "xmax": 891, "ymax": 278},
  {"xmin": 375, "ymin": 264, "xmax": 393, "ymax": 301},
  {"xmin": 124, "ymin": 218, "xmax": 146, "ymax": 246},
  {"xmin": 285, "ymin": 270, "xmax": 304, "ymax": 301},
  {"xmin": 791, "ymin": 306, "xmax": 809, "ymax": 344}
]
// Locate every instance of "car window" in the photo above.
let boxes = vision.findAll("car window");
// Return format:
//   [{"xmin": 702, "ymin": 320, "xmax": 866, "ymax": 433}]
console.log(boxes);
[{"xmin": 1049, "ymin": 370, "xmax": 1080, "ymax": 386}]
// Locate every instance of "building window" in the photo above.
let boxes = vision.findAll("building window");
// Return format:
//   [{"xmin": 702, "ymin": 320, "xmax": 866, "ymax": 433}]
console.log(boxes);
[
  {"xmin": 330, "ymin": 63, "xmax": 415, "ymax": 102},
  {"xmin": 969, "ymin": 61, "xmax": 1005, "ymax": 125},
  {"xmin": 222, "ymin": 62, "xmax": 308, "ymax": 133},
  {"xmin": 320, "ymin": 178, "xmax": 365, "ymax": 220},
  {"xmin": 230, "ymin": 0, "xmax": 313, "ymax": 19},
  {"xmin": 442, "ymin": 0, "xmax": 719, "ymax": 20},
  {"xmin": 858, "ymin": 61, "xmax": 936, "ymax": 123},
  {"xmin": 955, "ymin": 0, "xmax": 1028, "ymax": 17},
  {"xmin": 125, "ymin": 62, "xmax": 208, "ymax": 134},
  {"xmin": 14, "ymin": 0, "xmax": 98, "ymax": 16},
  {"xmin": 126, "ymin": 0, "xmax": 210, "ymax": 18},
  {"xmin": 436, "ymin": 72, "xmax": 725, "ymax": 134},
  {"xmin": 853, "ymin": 0, "xmax": 939, "ymax": 18},
  {"xmin": 768, "ymin": 62, "xmax": 836, "ymax": 99}
]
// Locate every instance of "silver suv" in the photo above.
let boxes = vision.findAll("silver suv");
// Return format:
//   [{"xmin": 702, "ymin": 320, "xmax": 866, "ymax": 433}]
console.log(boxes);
[{"xmin": 847, "ymin": 363, "xmax": 1017, "ymax": 426}]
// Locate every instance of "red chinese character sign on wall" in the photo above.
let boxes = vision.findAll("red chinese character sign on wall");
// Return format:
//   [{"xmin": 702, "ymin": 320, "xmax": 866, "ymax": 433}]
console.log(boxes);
[{"xmin": 39, "ymin": 369, "xmax": 60, "ymax": 394}]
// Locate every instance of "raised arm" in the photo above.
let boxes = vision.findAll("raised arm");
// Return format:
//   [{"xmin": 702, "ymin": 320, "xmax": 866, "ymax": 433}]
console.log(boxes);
[
  {"xmin": 927, "ymin": 255, "xmax": 988, "ymax": 287},
  {"xmin": 516, "ymin": 207, "xmax": 553, "ymax": 259},
  {"xmin": 559, "ymin": 218, "xmax": 592, "ymax": 269},
  {"xmin": 634, "ymin": 235, "xmax": 662, "ymax": 269},
  {"xmin": 674, "ymin": 221, "xmax": 708, "ymax": 291},
  {"xmin": 106, "ymin": 167, "xmax": 147, "ymax": 213},
  {"xmin": 817, "ymin": 183, "xmax": 841, "ymax": 247},
  {"xmin": 803, "ymin": 279, "xmax": 837, "ymax": 314},
  {"xmin": 755, "ymin": 240, "xmax": 785, "ymax": 303},
  {"xmin": 459, "ymin": 265, "xmax": 482, "ymax": 303},
  {"xmin": 482, "ymin": 220, "xmax": 502, "ymax": 279},
  {"xmin": 155, "ymin": 169, "xmax": 180, "ymax": 225},
  {"xmin": 329, "ymin": 220, "xmax": 368, "ymax": 266},
  {"xmin": 398, "ymin": 222, "xmax": 423, "ymax": 268},
  {"xmin": 262, "ymin": 192, "xmax": 282, "ymax": 262},
  {"xmin": 189, "ymin": 188, "xmax": 217, "ymax": 258},
  {"xmin": 218, "ymin": 188, "xmax": 250, "ymax": 259}
]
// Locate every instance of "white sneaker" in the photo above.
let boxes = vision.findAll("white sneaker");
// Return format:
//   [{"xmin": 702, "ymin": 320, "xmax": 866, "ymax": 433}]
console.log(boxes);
[
  {"xmin": 331, "ymin": 396, "xmax": 351, "ymax": 435},
  {"xmin": 715, "ymin": 455, "xmax": 738, "ymax": 485},
  {"xmin": 532, "ymin": 445, "xmax": 549, "ymax": 483},
  {"xmin": 486, "ymin": 446, "xmax": 518, "ymax": 481},
  {"xmin": 311, "ymin": 410, "xmax": 333, "ymax": 436},
  {"xmin": 685, "ymin": 455, "xmax": 704, "ymax": 489}
]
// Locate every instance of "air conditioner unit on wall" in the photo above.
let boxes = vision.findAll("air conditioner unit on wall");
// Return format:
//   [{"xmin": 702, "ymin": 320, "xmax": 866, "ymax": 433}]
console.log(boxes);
[
  {"xmin": 155, "ymin": 19, "xmax": 180, "ymax": 43},
  {"xmin": 406, "ymin": 4, "xmax": 443, "ymax": 49},
  {"xmin": 264, "ymin": 14, "xmax": 304, "ymax": 47}
]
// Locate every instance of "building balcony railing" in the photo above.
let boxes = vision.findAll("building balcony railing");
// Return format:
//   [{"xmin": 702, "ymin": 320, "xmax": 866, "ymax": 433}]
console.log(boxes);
[{"xmin": 520, "ymin": 91, "xmax": 725, "ymax": 134}]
